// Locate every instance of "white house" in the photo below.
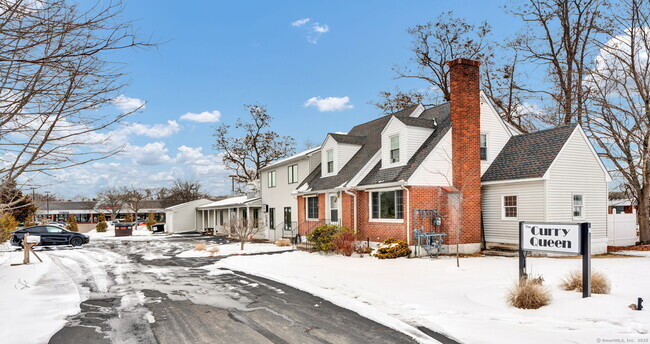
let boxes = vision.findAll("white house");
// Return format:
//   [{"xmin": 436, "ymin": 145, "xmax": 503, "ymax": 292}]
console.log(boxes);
[{"xmin": 164, "ymin": 198, "xmax": 213, "ymax": 234}]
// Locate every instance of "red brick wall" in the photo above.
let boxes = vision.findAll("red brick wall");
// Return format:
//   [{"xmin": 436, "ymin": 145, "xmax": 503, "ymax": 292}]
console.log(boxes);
[
  {"xmin": 340, "ymin": 192, "xmax": 355, "ymax": 229},
  {"xmin": 447, "ymin": 58, "xmax": 482, "ymax": 245},
  {"xmin": 297, "ymin": 193, "xmax": 327, "ymax": 235}
]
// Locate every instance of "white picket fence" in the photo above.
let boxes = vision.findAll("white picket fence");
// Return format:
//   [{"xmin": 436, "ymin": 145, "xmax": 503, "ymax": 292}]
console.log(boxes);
[{"xmin": 607, "ymin": 209, "xmax": 639, "ymax": 246}]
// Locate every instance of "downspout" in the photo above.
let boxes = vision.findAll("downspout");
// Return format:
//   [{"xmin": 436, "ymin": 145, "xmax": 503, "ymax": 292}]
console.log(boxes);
[
  {"xmin": 400, "ymin": 181, "xmax": 410, "ymax": 245},
  {"xmin": 343, "ymin": 189, "xmax": 357, "ymax": 233}
]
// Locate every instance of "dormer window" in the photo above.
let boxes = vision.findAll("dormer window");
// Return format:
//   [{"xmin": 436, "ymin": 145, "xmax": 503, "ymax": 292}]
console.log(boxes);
[
  {"xmin": 326, "ymin": 149, "xmax": 334, "ymax": 173},
  {"xmin": 390, "ymin": 135, "xmax": 400, "ymax": 163}
]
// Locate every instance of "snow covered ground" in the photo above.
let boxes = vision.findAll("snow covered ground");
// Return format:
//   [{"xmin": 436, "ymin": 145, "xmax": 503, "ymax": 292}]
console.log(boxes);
[
  {"xmin": 217, "ymin": 252, "xmax": 650, "ymax": 344},
  {"xmin": 177, "ymin": 242, "xmax": 293, "ymax": 258},
  {"xmin": 0, "ymin": 243, "xmax": 83, "ymax": 344}
]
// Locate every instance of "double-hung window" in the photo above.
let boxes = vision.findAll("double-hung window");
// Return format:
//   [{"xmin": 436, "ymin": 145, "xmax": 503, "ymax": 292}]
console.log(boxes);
[
  {"xmin": 288, "ymin": 164, "xmax": 298, "ymax": 184},
  {"xmin": 371, "ymin": 190, "xmax": 404, "ymax": 220},
  {"xmin": 326, "ymin": 149, "xmax": 334, "ymax": 173},
  {"xmin": 503, "ymin": 195, "xmax": 518, "ymax": 219},
  {"xmin": 480, "ymin": 134, "xmax": 488, "ymax": 161},
  {"xmin": 390, "ymin": 135, "xmax": 400, "ymax": 163},
  {"xmin": 573, "ymin": 194, "xmax": 584, "ymax": 219},
  {"xmin": 307, "ymin": 197, "xmax": 319, "ymax": 220},
  {"xmin": 268, "ymin": 170, "xmax": 276, "ymax": 188}
]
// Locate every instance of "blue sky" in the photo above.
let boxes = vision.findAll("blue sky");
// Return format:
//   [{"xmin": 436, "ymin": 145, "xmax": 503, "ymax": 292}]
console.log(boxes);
[{"xmin": 45, "ymin": 0, "xmax": 522, "ymax": 198}]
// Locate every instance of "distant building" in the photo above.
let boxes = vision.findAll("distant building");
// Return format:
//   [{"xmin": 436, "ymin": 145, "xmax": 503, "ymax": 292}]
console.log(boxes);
[{"xmin": 34, "ymin": 200, "xmax": 168, "ymax": 232}]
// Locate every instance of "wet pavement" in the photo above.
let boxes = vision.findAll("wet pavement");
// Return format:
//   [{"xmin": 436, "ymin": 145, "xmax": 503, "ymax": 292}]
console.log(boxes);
[{"xmin": 46, "ymin": 236, "xmax": 424, "ymax": 344}]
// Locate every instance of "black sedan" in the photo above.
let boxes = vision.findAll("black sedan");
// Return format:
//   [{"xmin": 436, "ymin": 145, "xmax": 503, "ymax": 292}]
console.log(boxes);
[{"xmin": 10, "ymin": 225, "xmax": 90, "ymax": 247}]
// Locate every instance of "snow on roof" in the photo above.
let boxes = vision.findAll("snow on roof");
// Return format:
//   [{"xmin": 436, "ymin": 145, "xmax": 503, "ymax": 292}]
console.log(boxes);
[
  {"xmin": 197, "ymin": 196, "xmax": 261, "ymax": 209},
  {"xmin": 259, "ymin": 146, "xmax": 321, "ymax": 171}
]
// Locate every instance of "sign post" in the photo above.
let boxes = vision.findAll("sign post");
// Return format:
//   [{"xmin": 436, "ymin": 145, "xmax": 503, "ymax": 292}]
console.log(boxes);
[{"xmin": 519, "ymin": 221, "xmax": 591, "ymax": 298}]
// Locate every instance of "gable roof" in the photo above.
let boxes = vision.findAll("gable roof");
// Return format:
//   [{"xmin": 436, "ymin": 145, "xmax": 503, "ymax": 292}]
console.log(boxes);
[
  {"xmin": 298, "ymin": 103, "xmax": 450, "ymax": 192},
  {"xmin": 328, "ymin": 133, "xmax": 365, "ymax": 145},
  {"xmin": 481, "ymin": 124, "xmax": 578, "ymax": 182}
]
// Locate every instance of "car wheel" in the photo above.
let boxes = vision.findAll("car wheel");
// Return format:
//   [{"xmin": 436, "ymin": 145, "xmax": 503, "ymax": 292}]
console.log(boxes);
[{"xmin": 70, "ymin": 237, "xmax": 83, "ymax": 247}]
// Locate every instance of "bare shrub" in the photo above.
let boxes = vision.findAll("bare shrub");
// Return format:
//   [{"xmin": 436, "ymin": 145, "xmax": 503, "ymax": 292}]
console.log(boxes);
[
  {"xmin": 508, "ymin": 279, "xmax": 552, "ymax": 309},
  {"xmin": 194, "ymin": 242, "xmax": 206, "ymax": 251},
  {"xmin": 206, "ymin": 245, "xmax": 220, "ymax": 256},
  {"xmin": 275, "ymin": 239, "xmax": 291, "ymax": 247},
  {"xmin": 227, "ymin": 218, "xmax": 263, "ymax": 250},
  {"xmin": 333, "ymin": 231, "xmax": 358, "ymax": 257},
  {"xmin": 560, "ymin": 270, "xmax": 611, "ymax": 294}
]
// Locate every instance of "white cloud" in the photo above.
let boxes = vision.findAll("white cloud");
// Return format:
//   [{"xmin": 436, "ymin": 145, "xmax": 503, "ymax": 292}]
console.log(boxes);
[
  {"xmin": 175, "ymin": 145, "xmax": 211, "ymax": 165},
  {"xmin": 304, "ymin": 96, "xmax": 353, "ymax": 112},
  {"xmin": 124, "ymin": 142, "xmax": 172, "ymax": 165},
  {"xmin": 291, "ymin": 18, "xmax": 310, "ymax": 27},
  {"xmin": 118, "ymin": 120, "xmax": 181, "ymax": 140},
  {"xmin": 313, "ymin": 23, "xmax": 329, "ymax": 33},
  {"xmin": 180, "ymin": 110, "xmax": 222, "ymax": 123},
  {"xmin": 113, "ymin": 94, "xmax": 145, "ymax": 113},
  {"xmin": 292, "ymin": 18, "xmax": 329, "ymax": 44}
]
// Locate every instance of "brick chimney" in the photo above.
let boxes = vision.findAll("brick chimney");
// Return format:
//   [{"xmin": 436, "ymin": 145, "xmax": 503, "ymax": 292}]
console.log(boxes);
[{"xmin": 447, "ymin": 58, "xmax": 482, "ymax": 246}]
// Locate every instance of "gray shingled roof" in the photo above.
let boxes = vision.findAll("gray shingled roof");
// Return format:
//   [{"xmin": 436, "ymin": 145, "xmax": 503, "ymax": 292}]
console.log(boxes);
[
  {"xmin": 481, "ymin": 123, "xmax": 578, "ymax": 182},
  {"xmin": 329, "ymin": 133, "xmax": 365, "ymax": 145},
  {"xmin": 299, "ymin": 103, "xmax": 450, "ymax": 192}
]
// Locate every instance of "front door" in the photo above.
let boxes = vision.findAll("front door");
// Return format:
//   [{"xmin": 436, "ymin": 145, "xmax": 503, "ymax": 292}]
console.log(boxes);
[
  {"xmin": 329, "ymin": 194, "xmax": 339, "ymax": 223},
  {"xmin": 283, "ymin": 207, "xmax": 292, "ymax": 231}
]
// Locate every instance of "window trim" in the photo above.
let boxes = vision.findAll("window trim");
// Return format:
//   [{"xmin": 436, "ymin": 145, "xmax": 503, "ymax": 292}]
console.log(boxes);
[
  {"xmin": 501, "ymin": 195, "xmax": 518, "ymax": 220},
  {"xmin": 326, "ymin": 149, "xmax": 334, "ymax": 174},
  {"xmin": 268, "ymin": 170, "xmax": 276, "ymax": 188},
  {"xmin": 368, "ymin": 189, "xmax": 404, "ymax": 223},
  {"xmin": 389, "ymin": 134, "xmax": 400, "ymax": 164},
  {"xmin": 306, "ymin": 196, "xmax": 319, "ymax": 220},
  {"xmin": 572, "ymin": 193, "xmax": 586, "ymax": 220},
  {"xmin": 480, "ymin": 133, "xmax": 488, "ymax": 161},
  {"xmin": 288, "ymin": 164, "xmax": 298, "ymax": 184}
]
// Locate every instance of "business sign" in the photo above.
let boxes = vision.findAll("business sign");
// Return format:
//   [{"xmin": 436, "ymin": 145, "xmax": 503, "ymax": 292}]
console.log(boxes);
[
  {"xmin": 519, "ymin": 221, "xmax": 592, "ymax": 298},
  {"xmin": 521, "ymin": 222, "xmax": 581, "ymax": 254}
]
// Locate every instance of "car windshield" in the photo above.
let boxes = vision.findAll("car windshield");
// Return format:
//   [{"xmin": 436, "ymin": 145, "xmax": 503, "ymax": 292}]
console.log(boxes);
[{"xmin": 47, "ymin": 226, "xmax": 64, "ymax": 233}]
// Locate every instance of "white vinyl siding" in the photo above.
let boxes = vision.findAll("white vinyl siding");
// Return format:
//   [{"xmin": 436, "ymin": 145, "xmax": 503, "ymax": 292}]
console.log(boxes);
[
  {"xmin": 321, "ymin": 135, "xmax": 361, "ymax": 176},
  {"xmin": 482, "ymin": 181, "xmax": 546, "ymax": 244},
  {"xmin": 408, "ymin": 130, "xmax": 453, "ymax": 186},
  {"xmin": 545, "ymin": 129, "xmax": 608, "ymax": 241},
  {"xmin": 381, "ymin": 117, "xmax": 433, "ymax": 169},
  {"xmin": 479, "ymin": 93, "xmax": 512, "ymax": 174}
]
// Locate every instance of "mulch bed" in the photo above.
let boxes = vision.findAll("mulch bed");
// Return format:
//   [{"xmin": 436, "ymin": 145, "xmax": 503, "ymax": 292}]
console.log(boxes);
[{"xmin": 608, "ymin": 244, "xmax": 650, "ymax": 252}]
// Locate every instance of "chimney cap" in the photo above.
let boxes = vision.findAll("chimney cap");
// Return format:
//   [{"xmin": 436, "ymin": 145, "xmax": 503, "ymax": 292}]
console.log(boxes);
[{"xmin": 447, "ymin": 58, "xmax": 481, "ymax": 67}]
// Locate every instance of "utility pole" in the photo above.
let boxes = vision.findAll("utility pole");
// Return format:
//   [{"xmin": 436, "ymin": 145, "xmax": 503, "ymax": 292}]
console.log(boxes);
[
  {"xmin": 229, "ymin": 175, "xmax": 237, "ymax": 195},
  {"xmin": 44, "ymin": 191, "xmax": 51, "ymax": 222}
]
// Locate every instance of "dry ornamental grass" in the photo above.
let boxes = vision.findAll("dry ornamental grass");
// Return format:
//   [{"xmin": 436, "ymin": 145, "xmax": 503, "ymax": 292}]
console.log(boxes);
[
  {"xmin": 275, "ymin": 239, "xmax": 292, "ymax": 247},
  {"xmin": 508, "ymin": 278, "xmax": 552, "ymax": 309},
  {"xmin": 560, "ymin": 270, "xmax": 611, "ymax": 294},
  {"xmin": 194, "ymin": 242, "xmax": 207, "ymax": 251}
]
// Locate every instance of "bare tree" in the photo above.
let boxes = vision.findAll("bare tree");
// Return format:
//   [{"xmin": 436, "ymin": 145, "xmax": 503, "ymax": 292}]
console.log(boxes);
[
  {"xmin": 226, "ymin": 217, "xmax": 263, "ymax": 250},
  {"xmin": 159, "ymin": 179, "xmax": 207, "ymax": 207},
  {"xmin": 213, "ymin": 104, "xmax": 295, "ymax": 184},
  {"xmin": 125, "ymin": 187, "xmax": 150, "ymax": 222},
  {"xmin": 372, "ymin": 88, "xmax": 434, "ymax": 115},
  {"xmin": 585, "ymin": 0, "xmax": 650, "ymax": 242},
  {"xmin": 96, "ymin": 186, "xmax": 128, "ymax": 221},
  {"xmin": 302, "ymin": 139, "xmax": 318, "ymax": 151},
  {"xmin": 510, "ymin": 0, "xmax": 610, "ymax": 125},
  {"xmin": 391, "ymin": 11, "xmax": 493, "ymax": 103},
  {"xmin": 0, "ymin": 0, "xmax": 153, "ymax": 210}
]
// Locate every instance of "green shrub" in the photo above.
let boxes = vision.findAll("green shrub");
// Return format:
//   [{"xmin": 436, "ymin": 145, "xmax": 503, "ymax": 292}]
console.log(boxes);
[
  {"xmin": 374, "ymin": 238, "xmax": 411, "ymax": 259},
  {"xmin": 66, "ymin": 214, "xmax": 78, "ymax": 232},
  {"xmin": 0, "ymin": 213, "xmax": 18, "ymax": 243},
  {"xmin": 307, "ymin": 225, "xmax": 352, "ymax": 252},
  {"xmin": 95, "ymin": 213, "xmax": 108, "ymax": 232}
]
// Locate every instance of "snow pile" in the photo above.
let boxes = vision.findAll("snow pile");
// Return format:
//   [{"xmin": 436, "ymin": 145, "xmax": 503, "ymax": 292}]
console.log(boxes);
[
  {"xmin": 217, "ymin": 252, "xmax": 650, "ymax": 344},
  {"xmin": 176, "ymin": 242, "xmax": 293, "ymax": 258},
  {"xmin": 86, "ymin": 228, "xmax": 162, "ymax": 241},
  {"xmin": 0, "ymin": 247, "xmax": 83, "ymax": 344}
]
